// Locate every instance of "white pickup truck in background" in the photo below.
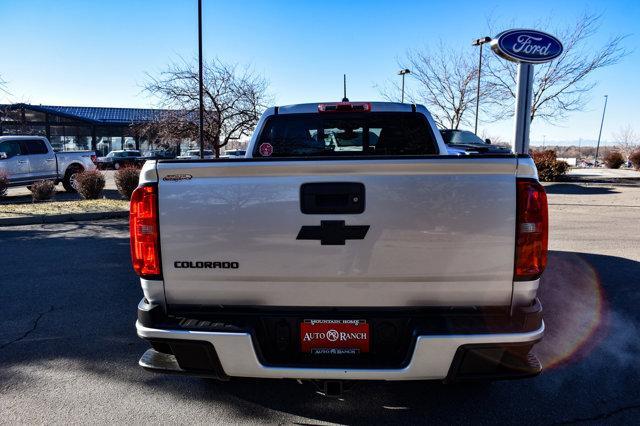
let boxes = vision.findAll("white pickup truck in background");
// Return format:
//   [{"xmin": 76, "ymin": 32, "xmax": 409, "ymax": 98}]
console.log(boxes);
[
  {"xmin": 131, "ymin": 102, "xmax": 548, "ymax": 392},
  {"xmin": 0, "ymin": 135, "xmax": 96, "ymax": 192}
]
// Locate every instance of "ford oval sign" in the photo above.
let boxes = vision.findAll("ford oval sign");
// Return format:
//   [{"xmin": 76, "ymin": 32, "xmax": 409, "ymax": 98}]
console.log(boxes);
[{"xmin": 491, "ymin": 29, "xmax": 563, "ymax": 64}]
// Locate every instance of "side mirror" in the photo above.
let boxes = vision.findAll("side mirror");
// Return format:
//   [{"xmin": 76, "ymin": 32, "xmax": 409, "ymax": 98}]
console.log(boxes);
[
  {"xmin": 485, "ymin": 139, "xmax": 492, "ymax": 145},
  {"xmin": 0, "ymin": 152, "xmax": 7, "ymax": 160}
]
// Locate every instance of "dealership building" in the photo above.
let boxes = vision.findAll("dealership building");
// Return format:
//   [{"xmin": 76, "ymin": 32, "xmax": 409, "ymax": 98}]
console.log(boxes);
[{"xmin": 0, "ymin": 103, "xmax": 172, "ymax": 156}]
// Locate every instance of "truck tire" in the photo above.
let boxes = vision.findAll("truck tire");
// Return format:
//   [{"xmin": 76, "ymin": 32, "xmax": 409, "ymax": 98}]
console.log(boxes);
[{"xmin": 62, "ymin": 165, "xmax": 84, "ymax": 193}]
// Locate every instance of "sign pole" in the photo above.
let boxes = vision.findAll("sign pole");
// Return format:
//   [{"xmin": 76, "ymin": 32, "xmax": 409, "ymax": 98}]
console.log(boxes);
[
  {"xmin": 594, "ymin": 95, "xmax": 608, "ymax": 166},
  {"xmin": 197, "ymin": 0, "xmax": 205, "ymax": 159},
  {"xmin": 490, "ymin": 29, "xmax": 563, "ymax": 155},
  {"xmin": 512, "ymin": 63, "xmax": 534, "ymax": 155},
  {"xmin": 474, "ymin": 42, "xmax": 483, "ymax": 134}
]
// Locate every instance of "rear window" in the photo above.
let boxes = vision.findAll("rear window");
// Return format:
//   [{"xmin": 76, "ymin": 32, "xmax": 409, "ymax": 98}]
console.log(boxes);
[{"xmin": 254, "ymin": 113, "xmax": 438, "ymax": 157}]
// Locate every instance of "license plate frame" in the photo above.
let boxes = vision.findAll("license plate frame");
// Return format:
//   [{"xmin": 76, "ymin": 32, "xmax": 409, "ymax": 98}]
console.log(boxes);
[{"xmin": 300, "ymin": 319, "xmax": 370, "ymax": 354}]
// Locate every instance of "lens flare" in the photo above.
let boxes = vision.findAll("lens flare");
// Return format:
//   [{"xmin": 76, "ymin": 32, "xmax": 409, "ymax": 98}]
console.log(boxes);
[{"xmin": 534, "ymin": 251, "xmax": 607, "ymax": 370}]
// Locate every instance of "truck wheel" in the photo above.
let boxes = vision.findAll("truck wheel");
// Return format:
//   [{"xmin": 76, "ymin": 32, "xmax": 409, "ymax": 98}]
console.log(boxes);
[{"xmin": 62, "ymin": 166, "xmax": 83, "ymax": 193}]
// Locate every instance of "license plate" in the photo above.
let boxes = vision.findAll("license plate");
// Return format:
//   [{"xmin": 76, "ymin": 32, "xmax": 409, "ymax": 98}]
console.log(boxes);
[{"xmin": 300, "ymin": 319, "xmax": 370, "ymax": 354}]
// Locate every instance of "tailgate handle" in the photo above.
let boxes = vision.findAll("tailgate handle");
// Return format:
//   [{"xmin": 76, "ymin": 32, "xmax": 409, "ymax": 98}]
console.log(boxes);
[{"xmin": 300, "ymin": 182, "xmax": 365, "ymax": 214}]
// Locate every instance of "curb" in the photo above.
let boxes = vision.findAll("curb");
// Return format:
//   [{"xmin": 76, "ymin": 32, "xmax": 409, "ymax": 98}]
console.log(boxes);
[{"xmin": 0, "ymin": 210, "xmax": 128, "ymax": 227}]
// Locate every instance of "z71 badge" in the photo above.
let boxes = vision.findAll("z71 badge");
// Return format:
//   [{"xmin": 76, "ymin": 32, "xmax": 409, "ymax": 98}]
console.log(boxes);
[{"xmin": 163, "ymin": 174, "xmax": 193, "ymax": 181}]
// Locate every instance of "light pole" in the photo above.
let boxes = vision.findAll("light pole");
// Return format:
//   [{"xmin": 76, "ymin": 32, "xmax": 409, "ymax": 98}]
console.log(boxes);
[
  {"xmin": 543, "ymin": 134, "xmax": 546, "ymax": 149},
  {"xmin": 594, "ymin": 95, "xmax": 608, "ymax": 166},
  {"xmin": 398, "ymin": 69, "xmax": 410, "ymax": 103},
  {"xmin": 197, "ymin": 0, "xmax": 205, "ymax": 159},
  {"xmin": 472, "ymin": 36, "xmax": 491, "ymax": 134},
  {"xmin": 578, "ymin": 138, "xmax": 582, "ymax": 162}
]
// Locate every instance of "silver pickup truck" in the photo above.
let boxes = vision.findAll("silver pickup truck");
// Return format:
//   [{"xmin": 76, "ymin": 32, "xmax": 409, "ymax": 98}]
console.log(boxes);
[
  {"xmin": 0, "ymin": 135, "xmax": 96, "ymax": 192},
  {"xmin": 131, "ymin": 102, "xmax": 548, "ymax": 390}
]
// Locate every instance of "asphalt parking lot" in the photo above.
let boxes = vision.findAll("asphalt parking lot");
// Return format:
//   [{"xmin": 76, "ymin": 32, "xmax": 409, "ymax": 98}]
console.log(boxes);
[{"xmin": 1, "ymin": 181, "xmax": 639, "ymax": 424}]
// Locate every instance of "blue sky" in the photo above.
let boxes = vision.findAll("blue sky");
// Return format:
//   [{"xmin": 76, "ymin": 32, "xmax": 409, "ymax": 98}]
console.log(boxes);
[{"xmin": 1, "ymin": 0, "xmax": 638, "ymax": 144}]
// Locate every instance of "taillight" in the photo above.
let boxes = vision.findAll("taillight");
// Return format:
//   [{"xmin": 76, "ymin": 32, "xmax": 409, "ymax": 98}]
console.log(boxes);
[
  {"xmin": 514, "ymin": 178, "xmax": 548, "ymax": 281},
  {"xmin": 130, "ymin": 184, "xmax": 161, "ymax": 278},
  {"xmin": 90, "ymin": 154, "xmax": 97, "ymax": 163},
  {"xmin": 318, "ymin": 102, "xmax": 371, "ymax": 112}
]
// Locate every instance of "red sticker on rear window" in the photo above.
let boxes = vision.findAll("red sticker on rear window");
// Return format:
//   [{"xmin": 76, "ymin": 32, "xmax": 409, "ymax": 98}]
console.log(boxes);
[{"xmin": 259, "ymin": 143, "xmax": 273, "ymax": 157}]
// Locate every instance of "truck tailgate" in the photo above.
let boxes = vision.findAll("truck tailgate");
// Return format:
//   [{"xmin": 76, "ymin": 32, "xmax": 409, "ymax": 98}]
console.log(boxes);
[{"xmin": 157, "ymin": 158, "xmax": 517, "ymax": 307}]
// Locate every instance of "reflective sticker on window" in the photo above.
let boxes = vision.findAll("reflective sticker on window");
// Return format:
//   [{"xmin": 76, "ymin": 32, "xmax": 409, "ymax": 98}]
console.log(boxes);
[{"xmin": 259, "ymin": 143, "xmax": 273, "ymax": 157}]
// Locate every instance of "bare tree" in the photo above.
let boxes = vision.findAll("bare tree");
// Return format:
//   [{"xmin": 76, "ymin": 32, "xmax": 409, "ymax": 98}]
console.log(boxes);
[
  {"xmin": 612, "ymin": 124, "xmax": 639, "ymax": 160},
  {"xmin": 143, "ymin": 58, "xmax": 271, "ymax": 157},
  {"xmin": 484, "ymin": 13, "xmax": 628, "ymax": 123},
  {"xmin": 133, "ymin": 109, "xmax": 198, "ymax": 150},
  {"xmin": 380, "ymin": 43, "xmax": 480, "ymax": 129},
  {"xmin": 0, "ymin": 75, "xmax": 11, "ymax": 98},
  {"xmin": 479, "ymin": 129, "xmax": 508, "ymax": 147}
]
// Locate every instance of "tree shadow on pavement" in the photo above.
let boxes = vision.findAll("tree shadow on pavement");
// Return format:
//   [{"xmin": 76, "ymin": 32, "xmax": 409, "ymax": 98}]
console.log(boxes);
[
  {"xmin": 1, "ymin": 224, "xmax": 640, "ymax": 424},
  {"xmin": 563, "ymin": 175, "xmax": 640, "ymax": 187},
  {"xmin": 544, "ymin": 183, "xmax": 619, "ymax": 195}
]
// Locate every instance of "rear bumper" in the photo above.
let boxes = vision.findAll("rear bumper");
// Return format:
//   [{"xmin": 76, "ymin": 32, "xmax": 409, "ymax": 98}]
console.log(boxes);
[
  {"xmin": 137, "ymin": 321, "xmax": 543, "ymax": 381},
  {"xmin": 136, "ymin": 300, "xmax": 544, "ymax": 381}
]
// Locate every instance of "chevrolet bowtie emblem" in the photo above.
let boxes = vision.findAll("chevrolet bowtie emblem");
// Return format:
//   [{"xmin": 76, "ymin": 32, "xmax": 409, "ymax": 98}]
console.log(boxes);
[{"xmin": 297, "ymin": 221, "xmax": 370, "ymax": 245}]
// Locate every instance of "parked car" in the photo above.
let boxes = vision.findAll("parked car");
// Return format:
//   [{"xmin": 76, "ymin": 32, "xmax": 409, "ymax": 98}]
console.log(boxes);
[
  {"xmin": 0, "ymin": 135, "xmax": 96, "ymax": 192},
  {"xmin": 95, "ymin": 150, "xmax": 142, "ymax": 170},
  {"xmin": 221, "ymin": 149, "xmax": 246, "ymax": 158},
  {"xmin": 446, "ymin": 146, "xmax": 475, "ymax": 155},
  {"xmin": 141, "ymin": 150, "xmax": 176, "ymax": 161},
  {"xmin": 176, "ymin": 149, "xmax": 215, "ymax": 160},
  {"xmin": 440, "ymin": 129, "xmax": 512, "ymax": 154},
  {"xmin": 132, "ymin": 101, "xmax": 547, "ymax": 390}
]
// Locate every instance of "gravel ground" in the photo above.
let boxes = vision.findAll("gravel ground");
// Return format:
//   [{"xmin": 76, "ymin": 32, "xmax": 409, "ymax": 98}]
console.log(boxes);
[
  {"xmin": 0, "ymin": 199, "xmax": 128, "ymax": 219},
  {"xmin": 4, "ymin": 170, "xmax": 117, "ymax": 199},
  {"xmin": 1, "ymin": 171, "xmax": 126, "ymax": 219}
]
